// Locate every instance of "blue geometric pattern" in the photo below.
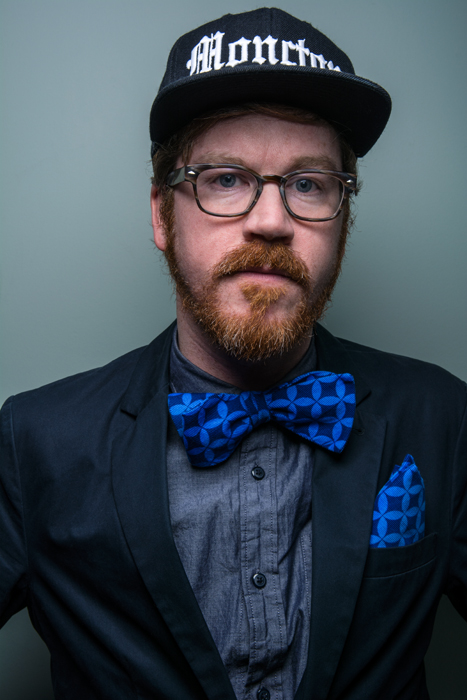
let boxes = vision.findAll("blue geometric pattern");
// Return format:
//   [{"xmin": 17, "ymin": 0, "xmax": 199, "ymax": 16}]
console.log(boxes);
[
  {"xmin": 168, "ymin": 371, "xmax": 355, "ymax": 467},
  {"xmin": 370, "ymin": 454, "xmax": 425, "ymax": 548}
]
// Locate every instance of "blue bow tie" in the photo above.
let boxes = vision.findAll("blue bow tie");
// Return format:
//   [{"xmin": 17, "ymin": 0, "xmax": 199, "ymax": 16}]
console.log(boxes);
[{"xmin": 168, "ymin": 371, "xmax": 356, "ymax": 467}]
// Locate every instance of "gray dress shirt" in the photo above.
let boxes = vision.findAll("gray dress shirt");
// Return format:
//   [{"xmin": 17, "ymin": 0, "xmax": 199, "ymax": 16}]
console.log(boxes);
[{"xmin": 167, "ymin": 333, "xmax": 317, "ymax": 700}]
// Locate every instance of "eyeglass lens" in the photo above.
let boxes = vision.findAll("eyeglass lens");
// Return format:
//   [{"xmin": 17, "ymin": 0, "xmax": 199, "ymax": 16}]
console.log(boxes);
[{"xmin": 195, "ymin": 167, "xmax": 344, "ymax": 219}]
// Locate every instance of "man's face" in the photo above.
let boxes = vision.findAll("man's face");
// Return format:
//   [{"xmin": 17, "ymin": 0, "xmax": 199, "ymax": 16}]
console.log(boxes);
[{"xmin": 152, "ymin": 114, "xmax": 347, "ymax": 361}]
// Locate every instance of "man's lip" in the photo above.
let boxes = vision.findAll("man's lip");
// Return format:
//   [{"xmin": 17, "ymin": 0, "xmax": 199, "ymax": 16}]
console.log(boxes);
[{"xmin": 237, "ymin": 266, "xmax": 290, "ymax": 279}]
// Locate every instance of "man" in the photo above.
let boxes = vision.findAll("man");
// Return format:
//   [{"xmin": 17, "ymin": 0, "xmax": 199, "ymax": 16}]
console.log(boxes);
[{"xmin": 1, "ymin": 8, "xmax": 466, "ymax": 700}]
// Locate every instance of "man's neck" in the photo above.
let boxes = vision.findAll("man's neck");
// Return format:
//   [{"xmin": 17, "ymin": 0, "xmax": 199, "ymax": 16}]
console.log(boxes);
[{"xmin": 176, "ymin": 313, "xmax": 312, "ymax": 391}]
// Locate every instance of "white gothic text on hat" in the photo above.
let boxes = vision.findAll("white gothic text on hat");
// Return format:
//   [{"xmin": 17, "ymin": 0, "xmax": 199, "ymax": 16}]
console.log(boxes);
[{"xmin": 186, "ymin": 32, "xmax": 342, "ymax": 75}]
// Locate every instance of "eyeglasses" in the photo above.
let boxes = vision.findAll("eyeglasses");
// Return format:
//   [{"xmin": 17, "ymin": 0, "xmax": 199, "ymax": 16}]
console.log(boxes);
[{"xmin": 166, "ymin": 163, "xmax": 357, "ymax": 222}]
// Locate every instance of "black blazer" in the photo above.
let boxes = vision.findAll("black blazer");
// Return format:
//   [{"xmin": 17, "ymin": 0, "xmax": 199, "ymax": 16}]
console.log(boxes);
[{"xmin": 1, "ymin": 323, "xmax": 466, "ymax": 700}]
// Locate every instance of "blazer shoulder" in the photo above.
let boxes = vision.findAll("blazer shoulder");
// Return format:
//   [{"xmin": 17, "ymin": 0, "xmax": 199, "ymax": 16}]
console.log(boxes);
[
  {"xmin": 338, "ymin": 335, "xmax": 466, "ymax": 393},
  {"xmin": 315, "ymin": 324, "xmax": 466, "ymax": 413},
  {"xmin": 3, "ymin": 322, "xmax": 176, "ymax": 422},
  {"xmin": 4, "ymin": 345, "xmax": 145, "ymax": 414}
]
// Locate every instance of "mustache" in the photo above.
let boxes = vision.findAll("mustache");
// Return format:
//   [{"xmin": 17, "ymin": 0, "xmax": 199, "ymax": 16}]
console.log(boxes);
[{"xmin": 212, "ymin": 241, "xmax": 312, "ymax": 290}]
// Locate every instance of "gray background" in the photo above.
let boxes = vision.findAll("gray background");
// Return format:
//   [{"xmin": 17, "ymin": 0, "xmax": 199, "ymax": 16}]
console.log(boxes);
[{"xmin": 1, "ymin": 1, "xmax": 466, "ymax": 698}]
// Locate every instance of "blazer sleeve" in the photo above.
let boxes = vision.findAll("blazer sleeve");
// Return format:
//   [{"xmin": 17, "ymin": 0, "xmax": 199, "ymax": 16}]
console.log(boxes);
[
  {"xmin": 0, "ymin": 396, "xmax": 29, "ymax": 627},
  {"xmin": 446, "ymin": 382, "xmax": 467, "ymax": 621}
]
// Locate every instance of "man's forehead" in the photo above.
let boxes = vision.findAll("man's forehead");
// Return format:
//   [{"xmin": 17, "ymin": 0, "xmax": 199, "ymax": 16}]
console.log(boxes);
[{"xmin": 184, "ymin": 114, "xmax": 343, "ymax": 169}]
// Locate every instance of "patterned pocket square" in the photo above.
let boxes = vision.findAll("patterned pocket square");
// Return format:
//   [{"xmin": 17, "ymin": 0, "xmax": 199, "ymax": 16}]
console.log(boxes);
[{"xmin": 370, "ymin": 454, "xmax": 425, "ymax": 548}]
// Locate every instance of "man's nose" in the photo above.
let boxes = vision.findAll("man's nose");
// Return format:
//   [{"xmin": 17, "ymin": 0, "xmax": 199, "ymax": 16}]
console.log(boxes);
[{"xmin": 242, "ymin": 182, "xmax": 295, "ymax": 242}]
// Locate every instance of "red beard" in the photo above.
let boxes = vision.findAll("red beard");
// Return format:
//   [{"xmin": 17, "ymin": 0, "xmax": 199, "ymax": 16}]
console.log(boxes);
[{"xmin": 160, "ymin": 197, "xmax": 346, "ymax": 362}]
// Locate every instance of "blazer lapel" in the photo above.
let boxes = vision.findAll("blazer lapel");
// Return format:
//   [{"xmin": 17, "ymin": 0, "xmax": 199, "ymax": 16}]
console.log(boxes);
[
  {"xmin": 111, "ymin": 324, "xmax": 235, "ymax": 700},
  {"xmin": 296, "ymin": 325, "xmax": 387, "ymax": 700}
]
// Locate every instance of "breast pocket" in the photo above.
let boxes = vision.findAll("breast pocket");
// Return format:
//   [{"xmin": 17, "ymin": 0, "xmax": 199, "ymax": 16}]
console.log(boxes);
[{"xmin": 363, "ymin": 532, "xmax": 437, "ymax": 578}]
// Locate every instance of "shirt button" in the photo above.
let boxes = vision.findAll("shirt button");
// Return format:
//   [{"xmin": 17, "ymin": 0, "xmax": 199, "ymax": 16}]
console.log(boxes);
[
  {"xmin": 251, "ymin": 465, "xmax": 265, "ymax": 480},
  {"xmin": 252, "ymin": 572, "xmax": 267, "ymax": 589},
  {"xmin": 257, "ymin": 688, "xmax": 270, "ymax": 700}
]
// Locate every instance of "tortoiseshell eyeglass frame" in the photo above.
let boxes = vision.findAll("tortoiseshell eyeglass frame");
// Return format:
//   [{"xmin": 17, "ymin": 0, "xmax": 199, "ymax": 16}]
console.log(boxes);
[{"xmin": 166, "ymin": 163, "xmax": 357, "ymax": 222}]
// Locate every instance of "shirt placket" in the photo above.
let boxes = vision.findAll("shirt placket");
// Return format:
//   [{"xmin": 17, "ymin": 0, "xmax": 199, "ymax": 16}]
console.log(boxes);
[{"xmin": 239, "ymin": 424, "xmax": 288, "ymax": 699}]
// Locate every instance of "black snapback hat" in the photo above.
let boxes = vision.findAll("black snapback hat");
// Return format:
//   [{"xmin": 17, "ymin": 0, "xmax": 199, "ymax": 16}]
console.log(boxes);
[{"xmin": 150, "ymin": 8, "xmax": 391, "ymax": 158}]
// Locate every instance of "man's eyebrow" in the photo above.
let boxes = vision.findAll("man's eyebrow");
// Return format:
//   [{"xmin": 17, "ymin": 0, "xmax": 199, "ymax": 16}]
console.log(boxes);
[
  {"xmin": 189, "ymin": 153, "xmax": 343, "ymax": 172},
  {"xmin": 286, "ymin": 155, "xmax": 342, "ymax": 172},
  {"xmin": 190, "ymin": 153, "xmax": 247, "ymax": 166}
]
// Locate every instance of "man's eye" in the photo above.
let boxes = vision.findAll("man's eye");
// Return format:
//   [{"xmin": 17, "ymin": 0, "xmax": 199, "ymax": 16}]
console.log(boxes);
[
  {"xmin": 293, "ymin": 178, "xmax": 317, "ymax": 193},
  {"xmin": 217, "ymin": 173, "xmax": 237, "ymax": 188}
]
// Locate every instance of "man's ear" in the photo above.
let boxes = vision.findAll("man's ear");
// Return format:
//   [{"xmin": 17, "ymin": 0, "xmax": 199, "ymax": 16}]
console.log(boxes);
[{"xmin": 150, "ymin": 184, "xmax": 167, "ymax": 252}]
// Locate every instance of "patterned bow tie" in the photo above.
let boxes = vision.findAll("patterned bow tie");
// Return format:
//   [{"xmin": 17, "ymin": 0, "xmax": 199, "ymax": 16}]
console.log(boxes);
[{"xmin": 168, "ymin": 371, "xmax": 356, "ymax": 467}]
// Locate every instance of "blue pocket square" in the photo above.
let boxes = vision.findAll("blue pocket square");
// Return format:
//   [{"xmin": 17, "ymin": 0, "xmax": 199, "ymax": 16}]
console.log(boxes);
[{"xmin": 370, "ymin": 454, "xmax": 425, "ymax": 548}]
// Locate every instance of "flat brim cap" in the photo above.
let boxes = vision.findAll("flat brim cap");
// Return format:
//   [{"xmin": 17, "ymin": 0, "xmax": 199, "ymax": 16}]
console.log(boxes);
[{"xmin": 150, "ymin": 8, "xmax": 391, "ymax": 158}]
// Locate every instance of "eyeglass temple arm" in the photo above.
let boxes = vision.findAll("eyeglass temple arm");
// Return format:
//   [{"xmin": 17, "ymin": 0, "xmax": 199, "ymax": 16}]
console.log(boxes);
[
  {"xmin": 166, "ymin": 167, "xmax": 186, "ymax": 187},
  {"xmin": 343, "ymin": 174, "xmax": 357, "ymax": 195}
]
